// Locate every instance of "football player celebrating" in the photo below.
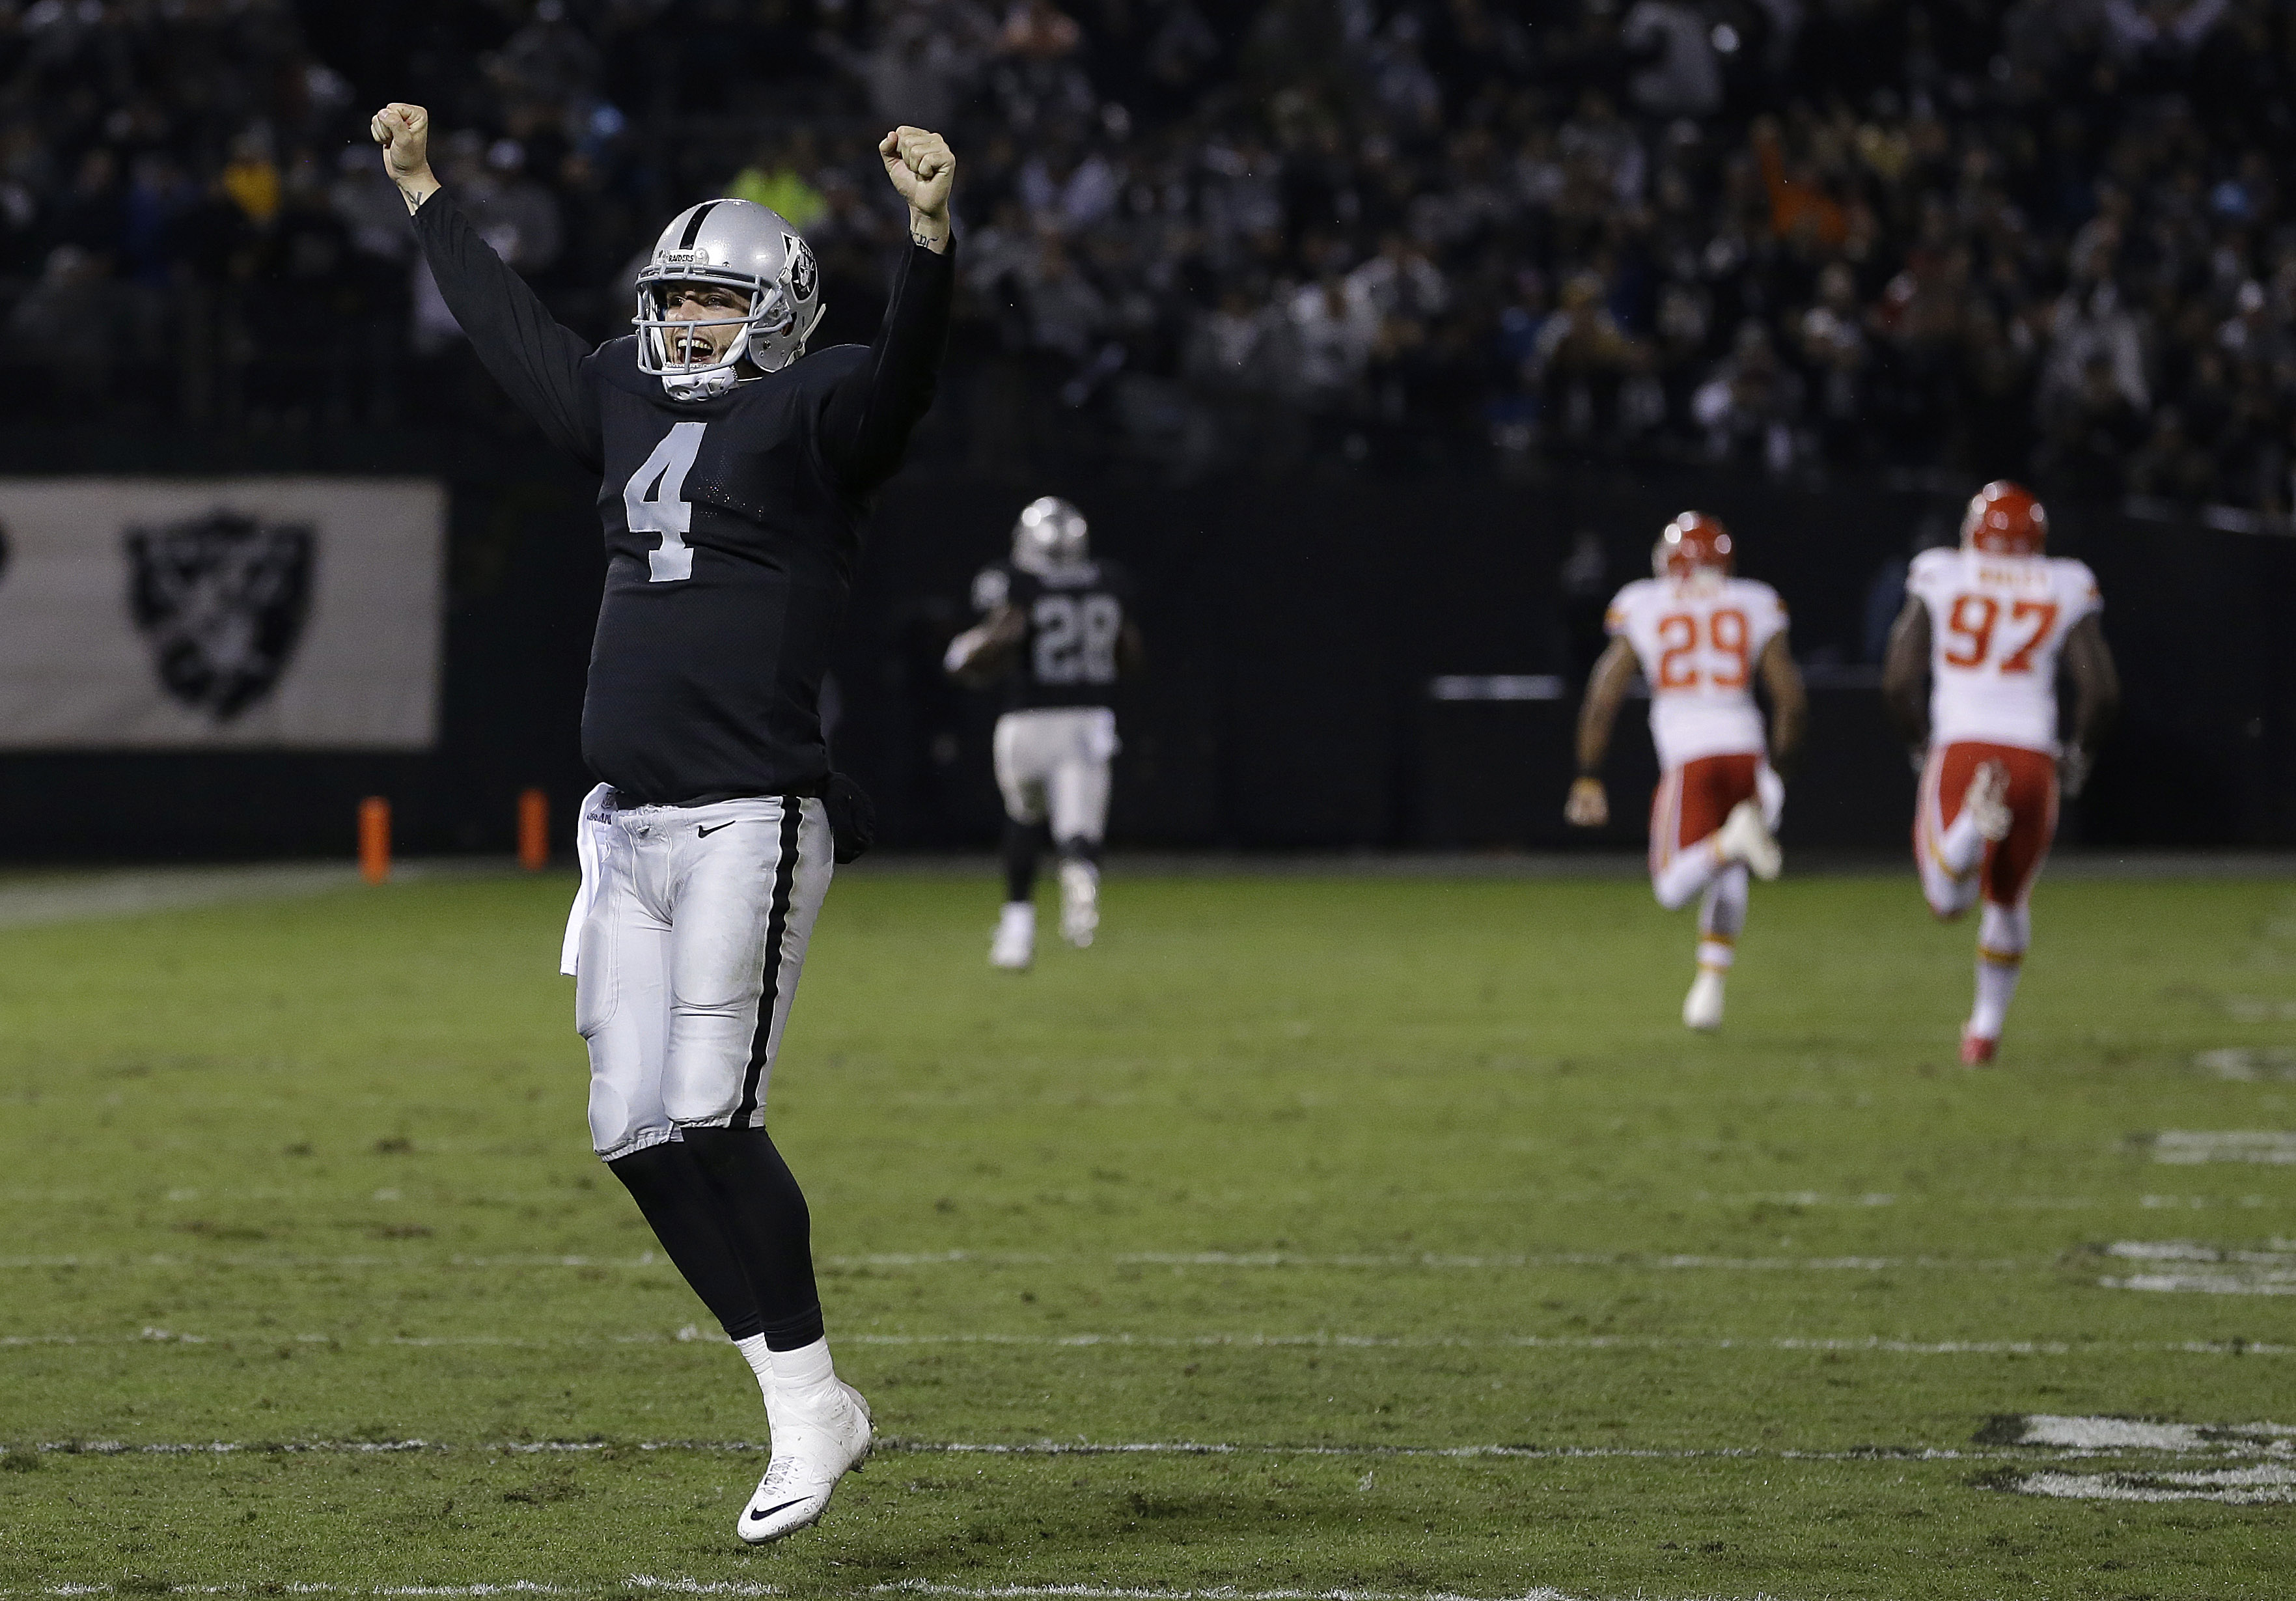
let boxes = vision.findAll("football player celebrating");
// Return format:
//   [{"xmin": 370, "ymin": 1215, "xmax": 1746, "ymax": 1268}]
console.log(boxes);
[
  {"xmin": 1567, "ymin": 514, "xmax": 1806, "ymax": 1031},
  {"xmin": 1881, "ymin": 481, "xmax": 2118, "ymax": 1065},
  {"xmin": 372, "ymin": 102, "xmax": 955, "ymax": 1542},
  {"xmin": 943, "ymin": 497, "xmax": 1143, "ymax": 969}
]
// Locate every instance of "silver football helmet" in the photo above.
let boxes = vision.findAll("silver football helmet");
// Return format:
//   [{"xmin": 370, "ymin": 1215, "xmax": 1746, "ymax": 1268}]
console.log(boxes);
[
  {"xmin": 633, "ymin": 198, "xmax": 825, "ymax": 400},
  {"xmin": 1011, "ymin": 496, "xmax": 1088, "ymax": 574}
]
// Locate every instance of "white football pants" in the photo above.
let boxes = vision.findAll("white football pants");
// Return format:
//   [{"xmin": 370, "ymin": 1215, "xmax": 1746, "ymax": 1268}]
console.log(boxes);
[
  {"xmin": 993, "ymin": 707, "xmax": 1117, "ymax": 843},
  {"xmin": 564, "ymin": 789, "xmax": 833, "ymax": 1162}
]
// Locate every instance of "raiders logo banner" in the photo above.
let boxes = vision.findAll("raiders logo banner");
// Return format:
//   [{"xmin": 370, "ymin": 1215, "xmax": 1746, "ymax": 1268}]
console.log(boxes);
[{"xmin": 0, "ymin": 478, "xmax": 443, "ymax": 749}]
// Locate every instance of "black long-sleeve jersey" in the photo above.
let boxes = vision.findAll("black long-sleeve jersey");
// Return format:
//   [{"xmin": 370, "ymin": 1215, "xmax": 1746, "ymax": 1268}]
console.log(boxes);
[
  {"xmin": 411, "ymin": 189, "xmax": 953, "ymax": 805},
  {"xmin": 969, "ymin": 558, "xmax": 1136, "ymax": 712}
]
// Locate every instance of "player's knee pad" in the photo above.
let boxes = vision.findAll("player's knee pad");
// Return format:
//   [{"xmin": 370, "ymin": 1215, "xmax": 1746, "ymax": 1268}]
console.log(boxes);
[
  {"xmin": 1978, "ymin": 900, "xmax": 2030, "ymax": 956},
  {"xmin": 588, "ymin": 1077, "xmax": 674, "ymax": 1162}
]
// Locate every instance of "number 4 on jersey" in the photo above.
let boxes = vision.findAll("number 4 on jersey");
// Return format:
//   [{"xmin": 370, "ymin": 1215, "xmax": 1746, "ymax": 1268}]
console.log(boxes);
[{"xmin": 625, "ymin": 421, "xmax": 706, "ymax": 583}]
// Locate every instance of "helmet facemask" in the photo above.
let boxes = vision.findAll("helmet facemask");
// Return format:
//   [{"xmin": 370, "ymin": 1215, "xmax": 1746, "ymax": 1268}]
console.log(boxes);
[{"xmin": 635, "ymin": 272, "xmax": 807, "ymax": 400}]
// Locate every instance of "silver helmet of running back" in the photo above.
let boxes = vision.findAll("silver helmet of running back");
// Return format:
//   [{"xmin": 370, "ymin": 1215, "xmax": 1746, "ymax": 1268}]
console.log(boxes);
[
  {"xmin": 1010, "ymin": 496, "xmax": 1089, "ymax": 574},
  {"xmin": 633, "ymin": 198, "xmax": 825, "ymax": 400}
]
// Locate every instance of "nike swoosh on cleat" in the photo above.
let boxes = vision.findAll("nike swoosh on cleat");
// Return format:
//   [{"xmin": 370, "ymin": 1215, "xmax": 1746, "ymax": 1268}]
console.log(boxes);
[{"xmin": 747, "ymin": 1499, "xmax": 809, "ymax": 1522}]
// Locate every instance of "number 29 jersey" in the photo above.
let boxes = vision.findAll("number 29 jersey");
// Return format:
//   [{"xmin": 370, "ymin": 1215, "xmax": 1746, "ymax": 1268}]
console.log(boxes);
[
  {"xmin": 971, "ymin": 559, "xmax": 1135, "ymax": 712},
  {"xmin": 1906, "ymin": 546, "xmax": 2100, "ymax": 753},
  {"xmin": 1605, "ymin": 575, "xmax": 1790, "ymax": 770}
]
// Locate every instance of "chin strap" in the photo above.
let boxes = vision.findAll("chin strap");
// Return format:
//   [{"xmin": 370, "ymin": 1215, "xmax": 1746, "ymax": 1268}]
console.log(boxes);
[{"xmin": 661, "ymin": 364, "xmax": 741, "ymax": 402}]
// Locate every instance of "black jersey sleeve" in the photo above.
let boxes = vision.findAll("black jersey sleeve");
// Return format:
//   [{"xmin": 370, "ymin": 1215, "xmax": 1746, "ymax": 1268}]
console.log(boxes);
[
  {"xmin": 816, "ymin": 241, "xmax": 955, "ymax": 495},
  {"xmin": 409, "ymin": 190, "xmax": 603, "ymax": 471}
]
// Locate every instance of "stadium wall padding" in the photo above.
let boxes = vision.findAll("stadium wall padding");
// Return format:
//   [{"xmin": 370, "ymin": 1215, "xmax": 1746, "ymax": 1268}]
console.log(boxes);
[{"xmin": 0, "ymin": 455, "xmax": 2286, "ymax": 859}]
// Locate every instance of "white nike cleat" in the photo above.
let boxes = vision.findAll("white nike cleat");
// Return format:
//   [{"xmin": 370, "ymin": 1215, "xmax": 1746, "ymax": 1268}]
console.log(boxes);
[
  {"xmin": 989, "ymin": 902, "xmax": 1034, "ymax": 970},
  {"xmin": 738, "ymin": 1380, "xmax": 872, "ymax": 1544},
  {"xmin": 1714, "ymin": 798, "xmax": 1783, "ymax": 881},
  {"xmin": 1058, "ymin": 859, "xmax": 1099, "ymax": 947},
  {"xmin": 1682, "ymin": 966, "xmax": 1726, "ymax": 1031},
  {"xmin": 1963, "ymin": 761, "xmax": 2013, "ymax": 843}
]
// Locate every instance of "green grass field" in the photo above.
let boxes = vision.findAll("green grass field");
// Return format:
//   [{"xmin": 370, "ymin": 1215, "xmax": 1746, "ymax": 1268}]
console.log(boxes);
[{"xmin": 1, "ymin": 865, "xmax": 2291, "ymax": 1600}]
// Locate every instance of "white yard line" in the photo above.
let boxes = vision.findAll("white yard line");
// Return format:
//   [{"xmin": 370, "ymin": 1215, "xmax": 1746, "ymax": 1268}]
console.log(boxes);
[
  {"xmin": 2194, "ymin": 1047, "xmax": 2296, "ymax": 1081},
  {"xmin": 0, "ymin": 865, "xmax": 359, "ymax": 930},
  {"xmin": 0, "ymin": 1437, "xmax": 2004, "ymax": 1464},
  {"xmin": 2007, "ymin": 1464, "xmax": 2296, "ymax": 1504},
  {"xmin": 0, "ymin": 1249, "xmax": 2036, "ymax": 1272},
  {"xmin": 9, "ymin": 1328, "xmax": 2282, "ymax": 1357},
  {"xmin": 0, "ymin": 1584, "xmax": 780, "ymax": 1600},
  {"xmin": 0, "ymin": 861, "xmax": 513, "ymax": 932},
  {"xmin": 2152, "ymin": 1131, "xmax": 2296, "ymax": 1165},
  {"xmin": 2010, "ymin": 1414, "xmax": 2296, "ymax": 1450},
  {"xmin": 2099, "ymin": 1238, "xmax": 2296, "ymax": 1294},
  {"xmin": 872, "ymin": 1587, "xmax": 1608, "ymax": 1601},
  {"xmin": 0, "ymin": 1585, "xmax": 1822, "ymax": 1601}
]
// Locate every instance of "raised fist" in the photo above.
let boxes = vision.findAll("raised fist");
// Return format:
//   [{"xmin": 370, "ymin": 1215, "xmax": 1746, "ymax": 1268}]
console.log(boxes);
[
  {"xmin": 878, "ymin": 126, "xmax": 956, "ymax": 222},
  {"xmin": 370, "ymin": 104, "xmax": 433, "ymax": 183}
]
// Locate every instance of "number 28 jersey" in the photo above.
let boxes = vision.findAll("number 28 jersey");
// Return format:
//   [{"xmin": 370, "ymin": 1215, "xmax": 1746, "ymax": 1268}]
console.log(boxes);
[
  {"xmin": 1907, "ymin": 546, "xmax": 2100, "ymax": 753},
  {"xmin": 971, "ymin": 559, "xmax": 1135, "ymax": 712},
  {"xmin": 1605, "ymin": 575, "xmax": 1789, "ymax": 769}
]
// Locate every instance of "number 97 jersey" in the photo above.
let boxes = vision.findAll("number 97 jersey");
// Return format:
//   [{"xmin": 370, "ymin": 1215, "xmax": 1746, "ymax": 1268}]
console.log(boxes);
[
  {"xmin": 971, "ymin": 558, "xmax": 1136, "ymax": 711},
  {"xmin": 1906, "ymin": 546, "xmax": 2100, "ymax": 753},
  {"xmin": 1605, "ymin": 575, "xmax": 1789, "ymax": 770}
]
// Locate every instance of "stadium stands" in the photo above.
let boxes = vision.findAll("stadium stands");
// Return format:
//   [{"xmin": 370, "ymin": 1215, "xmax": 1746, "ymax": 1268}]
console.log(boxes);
[{"xmin": 1, "ymin": 1, "xmax": 2292, "ymax": 519}]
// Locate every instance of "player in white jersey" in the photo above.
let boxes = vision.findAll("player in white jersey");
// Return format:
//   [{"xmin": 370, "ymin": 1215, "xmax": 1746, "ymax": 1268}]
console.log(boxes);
[
  {"xmin": 1568, "ymin": 513, "xmax": 1806, "ymax": 1030},
  {"xmin": 1882, "ymin": 480, "xmax": 2119, "ymax": 1065}
]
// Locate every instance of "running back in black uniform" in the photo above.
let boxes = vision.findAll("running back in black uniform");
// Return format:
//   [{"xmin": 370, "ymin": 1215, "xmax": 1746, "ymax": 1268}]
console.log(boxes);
[
  {"xmin": 413, "ymin": 190, "xmax": 952, "ymax": 805},
  {"xmin": 969, "ymin": 558, "xmax": 1137, "ymax": 712}
]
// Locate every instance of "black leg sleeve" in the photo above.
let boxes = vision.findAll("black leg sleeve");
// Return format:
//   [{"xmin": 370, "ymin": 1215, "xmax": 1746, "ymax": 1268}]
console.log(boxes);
[
  {"xmin": 607, "ymin": 1142, "xmax": 765, "ymax": 1343},
  {"xmin": 1054, "ymin": 834, "xmax": 1100, "ymax": 867},
  {"xmin": 1004, "ymin": 816, "xmax": 1045, "ymax": 904},
  {"xmin": 680, "ymin": 1125, "xmax": 825, "ymax": 1350}
]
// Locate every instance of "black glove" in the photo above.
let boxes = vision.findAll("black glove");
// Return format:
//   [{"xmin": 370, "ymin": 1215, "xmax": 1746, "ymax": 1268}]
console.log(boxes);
[{"xmin": 823, "ymin": 771, "xmax": 876, "ymax": 864}]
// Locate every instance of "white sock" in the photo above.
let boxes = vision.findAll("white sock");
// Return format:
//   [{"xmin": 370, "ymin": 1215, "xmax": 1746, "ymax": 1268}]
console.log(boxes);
[
  {"xmin": 734, "ymin": 1333, "xmax": 774, "ymax": 1405},
  {"xmin": 1653, "ymin": 838, "xmax": 1719, "ymax": 910},
  {"xmin": 768, "ymin": 1335, "xmax": 840, "ymax": 1414},
  {"xmin": 1699, "ymin": 865, "xmax": 1747, "ymax": 940},
  {"xmin": 1696, "ymin": 938, "xmax": 1735, "ymax": 973},
  {"xmin": 1939, "ymin": 808, "xmax": 1987, "ymax": 876},
  {"xmin": 1969, "ymin": 902, "xmax": 2030, "ymax": 1038},
  {"xmin": 1971, "ymin": 951, "xmax": 2022, "ymax": 1038}
]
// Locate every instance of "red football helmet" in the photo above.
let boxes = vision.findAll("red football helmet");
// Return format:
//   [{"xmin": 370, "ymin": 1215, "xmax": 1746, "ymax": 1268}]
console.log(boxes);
[
  {"xmin": 1961, "ymin": 480, "xmax": 2047, "ymax": 556},
  {"xmin": 1653, "ymin": 512, "xmax": 1734, "ymax": 579}
]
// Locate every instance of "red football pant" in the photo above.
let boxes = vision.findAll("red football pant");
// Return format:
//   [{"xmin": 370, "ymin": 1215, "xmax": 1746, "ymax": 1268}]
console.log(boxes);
[
  {"xmin": 1649, "ymin": 753, "xmax": 1760, "ymax": 912},
  {"xmin": 1915, "ymin": 741, "xmax": 2057, "ymax": 915}
]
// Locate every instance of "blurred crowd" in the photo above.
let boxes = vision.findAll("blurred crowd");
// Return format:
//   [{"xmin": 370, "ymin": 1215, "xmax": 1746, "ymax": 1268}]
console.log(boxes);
[{"xmin": 5, "ymin": 0, "xmax": 2296, "ymax": 516}]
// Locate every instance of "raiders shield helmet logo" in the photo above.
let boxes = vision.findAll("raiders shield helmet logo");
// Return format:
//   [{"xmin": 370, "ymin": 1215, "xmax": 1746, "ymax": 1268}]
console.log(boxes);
[
  {"xmin": 784, "ymin": 232, "xmax": 817, "ymax": 304},
  {"xmin": 124, "ymin": 509, "xmax": 314, "ymax": 720}
]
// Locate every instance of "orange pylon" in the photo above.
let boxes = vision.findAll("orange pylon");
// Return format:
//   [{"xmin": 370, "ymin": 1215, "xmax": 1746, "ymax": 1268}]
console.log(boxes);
[
  {"xmin": 359, "ymin": 797, "xmax": 392, "ymax": 885},
  {"xmin": 518, "ymin": 788, "xmax": 549, "ymax": 870}
]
